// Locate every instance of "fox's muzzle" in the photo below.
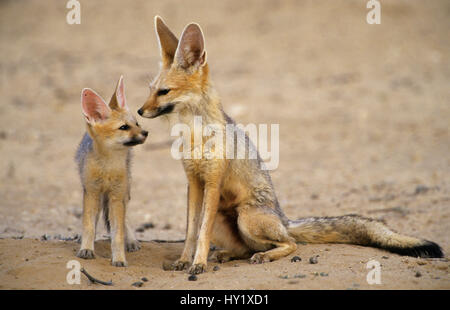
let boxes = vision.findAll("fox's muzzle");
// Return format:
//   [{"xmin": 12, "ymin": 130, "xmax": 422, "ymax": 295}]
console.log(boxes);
[{"xmin": 138, "ymin": 103, "xmax": 175, "ymax": 119}]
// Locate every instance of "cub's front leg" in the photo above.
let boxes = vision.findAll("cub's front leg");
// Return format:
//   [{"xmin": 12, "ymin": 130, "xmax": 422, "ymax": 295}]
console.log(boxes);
[
  {"xmin": 77, "ymin": 190, "xmax": 100, "ymax": 259},
  {"xmin": 108, "ymin": 193, "xmax": 128, "ymax": 267}
]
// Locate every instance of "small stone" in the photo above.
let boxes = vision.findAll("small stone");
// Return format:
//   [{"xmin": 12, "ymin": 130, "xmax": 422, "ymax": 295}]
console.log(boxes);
[
  {"xmin": 188, "ymin": 275, "xmax": 197, "ymax": 281},
  {"xmin": 291, "ymin": 256, "xmax": 302, "ymax": 262},
  {"xmin": 415, "ymin": 271, "xmax": 422, "ymax": 278},
  {"xmin": 279, "ymin": 275, "xmax": 289, "ymax": 279},
  {"xmin": 309, "ymin": 256, "xmax": 319, "ymax": 264},
  {"xmin": 310, "ymin": 194, "xmax": 319, "ymax": 200},
  {"xmin": 132, "ymin": 281, "xmax": 143, "ymax": 287},
  {"xmin": 213, "ymin": 265, "xmax": 220, "ymax": 271},
  {"xmin": 382, "ymin": 256, "xmax": 389, "ymax": 259},
  {"xmin": 141, "ymin": 277, "xmax": 148, "ymax": 282},
  {"xmin": 143, "ymin": 222, "xmax": 155, "ymax": 229},
  {"xmin": 294, "ymin": 274, "xmax": 306, "ymax": 279},
  {"xmin": 320, "ymin": 272, "xmax": 329, "ymax": 277},
  {"xmin": 163, "ymin": 224, "xmax": 172, "ymax": 230}
]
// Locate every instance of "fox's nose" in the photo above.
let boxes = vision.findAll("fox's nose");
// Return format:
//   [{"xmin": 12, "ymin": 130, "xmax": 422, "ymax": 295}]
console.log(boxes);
[
  {"xmin": 137, "ymin": 108, "xmax": 143, "ymax": 116},
  {"xmin": 141, "ymin": 130, "xmax": 148, "ymax": 137}
]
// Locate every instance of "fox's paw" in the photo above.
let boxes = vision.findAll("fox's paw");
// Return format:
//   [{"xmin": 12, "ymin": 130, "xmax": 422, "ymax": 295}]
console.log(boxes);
[
  {"xmin": 76, "ymin": 249, "xmax": 95, "ymax": 259},
  {"xmin": 250, "ymin": 253, "xmax": 271, "ymax": 264},
  {"xmin": 126, "ymin": 240, "xmax": 141, "ymax": 252},
  {"xmin": 188, "ymin": 263, "xmax": 206, "ymax": 275},
  {"xmin": 210, "ymin": 250, "xmax": 233, "ymax": 263},
  {"xmin": 111, "ymin": 260, "xmax": 128, "ymax": 267},
  {"xmin": 171, "ymin": 260, "xmax": 190, "ymax": 271}
]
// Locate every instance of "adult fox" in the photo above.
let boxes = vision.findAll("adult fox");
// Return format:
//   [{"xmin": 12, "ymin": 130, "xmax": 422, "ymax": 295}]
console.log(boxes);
[{"xmin": 138, "ymin": 16, "xmax": 443, "ymax": 274}]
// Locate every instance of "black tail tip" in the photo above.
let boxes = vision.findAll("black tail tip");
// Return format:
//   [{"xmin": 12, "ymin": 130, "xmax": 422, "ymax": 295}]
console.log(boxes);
[{"xmin": 381, "ymin": 240, "xmax": 444, "ymax": 258}]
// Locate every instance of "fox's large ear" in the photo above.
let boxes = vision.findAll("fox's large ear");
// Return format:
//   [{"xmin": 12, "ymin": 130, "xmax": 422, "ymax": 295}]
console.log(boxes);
[
  {"xmin": 109, "ymin": 75, "xmax": 128, "ymax": 110},
  {"xmin": 81, "ymin": 88, "xmax": 110, "ymax": 123},
  {"xmin": 155, "ymin": 16, "xmax": 179, "ymax": 67},
  {"xmin": 174, "ymin": 23, "xmax": 207, "ymax": 70}
]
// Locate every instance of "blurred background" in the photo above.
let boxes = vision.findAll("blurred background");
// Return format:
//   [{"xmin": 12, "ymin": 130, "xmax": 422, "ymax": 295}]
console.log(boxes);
[{"xmin": 0, "ymin": 0, "xmax": 448, "ymax": 256}]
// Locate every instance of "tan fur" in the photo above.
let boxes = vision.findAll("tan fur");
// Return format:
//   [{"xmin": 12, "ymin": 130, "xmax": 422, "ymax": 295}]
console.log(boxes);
[
  {"xmin": 138, "ymin": 17, "xmax": 443, "ymax": 274},
  {"xmin": 76, "ymin": 77, "xmax": 148, "ymax": 267}
]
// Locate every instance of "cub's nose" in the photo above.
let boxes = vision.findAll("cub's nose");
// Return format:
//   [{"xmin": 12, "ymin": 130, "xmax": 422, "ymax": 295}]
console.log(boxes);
[
  {"xmin": 137, "ymin": 108, "xmax": 143, "ymax": 116},
  {"xmin": 141, "ymin": 130, "xmax": 149, "ymax": 137}
]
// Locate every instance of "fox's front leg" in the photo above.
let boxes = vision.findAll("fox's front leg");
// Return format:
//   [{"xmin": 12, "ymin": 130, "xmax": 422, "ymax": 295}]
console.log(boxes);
[
  {"xmin": 77, "ymin": 190, "xmax": 100, "ymax": 259},
  {"xmin": 109, "ymin": 195, "xmax": 127, "ymax": 267},
  {"xmin": 172, "ymin": 178, "xmax": 204, "ymax": 270},
  {"xmin": 188, "ymin": 184, "xmax": 220, "ymax": 275}
]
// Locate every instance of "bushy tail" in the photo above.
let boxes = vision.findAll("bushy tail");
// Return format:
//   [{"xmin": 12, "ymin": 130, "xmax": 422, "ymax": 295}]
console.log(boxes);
[{"xmin": 287, "ymin": 214, "xmax": 443, "ymax": 258}]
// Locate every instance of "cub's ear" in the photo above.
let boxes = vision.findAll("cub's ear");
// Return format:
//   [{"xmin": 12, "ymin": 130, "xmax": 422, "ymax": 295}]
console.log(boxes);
[
  {"xmin": 174, "ymin": 22, "xmax": 207, "ymax": 70},
  {"xmin": 154, "ymin": 16, "xmax": 179, "ymax": 68},
  {"xmin": 81, "ymin": 88, "xmax": 110, "ymax": 123},
  {"xmin": 109, "ymin": 75, "xmax": 128, "ymax": 110}
]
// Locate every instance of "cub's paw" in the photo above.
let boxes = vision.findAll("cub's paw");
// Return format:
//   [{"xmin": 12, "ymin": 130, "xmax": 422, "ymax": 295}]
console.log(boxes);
[
  {"xmin": 171, "ymin": 260, "xmax": 190, "ymax": 271},
  {"xmin": 250, "ymin": 253, "xmax": 271, "ymax": 264},
  {"xmin": 111, "ymin": 260, "xmax": 128, "ymax": 267},
  {"xmin": 76, "ymin": 249, "xmax": 95, "ymax": 259},
  {"xmin": 188, "ymin": 263, "xmax": 207, "ymax": 275},
  {"xmin": 126, "ymin": 240, "xmax": 141, "ymax": 252},
  {"xmin": 210, "ymin": 250, "xmax": 233, "ymax": 263}
]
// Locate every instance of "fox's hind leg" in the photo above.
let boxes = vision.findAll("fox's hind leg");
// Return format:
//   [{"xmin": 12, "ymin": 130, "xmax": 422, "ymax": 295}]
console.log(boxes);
[
  {"xmin": 125, "ymin": 216, "xmax": 141, "ymax": 252},
  {"xmin": 210, "ymin": 211, "xmax": 251, "ymax": 263},
  {"xmin": 105, "ymin": 193, "xmax": 140, "ymax": 253},
  {"xmin": 124, "ymin": 192, "xmax": 140, "ymax": 253},
  {"xmin": 237, "ymin": 205, "xmax": 297, "ymax": 263}
]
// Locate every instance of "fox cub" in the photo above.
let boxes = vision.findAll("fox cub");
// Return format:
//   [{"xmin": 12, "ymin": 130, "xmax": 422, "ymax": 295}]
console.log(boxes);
[
  {"xmin": 138, "ymin": 17, "xmax": 443, "ymax": 274},
  {"xmin": 76, "ymin": 76, "xmax": 148, "ymax": 267}
]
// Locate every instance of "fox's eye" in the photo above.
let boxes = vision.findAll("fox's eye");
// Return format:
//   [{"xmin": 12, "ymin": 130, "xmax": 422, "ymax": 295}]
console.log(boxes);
[
  {"xmin": 136, "ymin": 122, "xmax": 140, "ymax": 127},
  {"xmin": 118, "ymin": 124, "xmax": 130, "ymax": 130},
  {"xmin": 157, "ymin": 88, "xmax": 170, "ymax": 96}
]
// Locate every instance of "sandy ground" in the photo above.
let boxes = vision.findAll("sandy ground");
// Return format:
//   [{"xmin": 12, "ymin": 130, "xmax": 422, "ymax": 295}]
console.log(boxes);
[{"xmin": 0, "ymin": 0, "xmax": 449, "ymax": 289}]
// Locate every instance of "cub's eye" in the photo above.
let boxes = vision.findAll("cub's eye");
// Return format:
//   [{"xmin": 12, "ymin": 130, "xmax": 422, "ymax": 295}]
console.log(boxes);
[
  {"xmin": 136, "ymin": 122, "xmax": 140, "ymax": 127},
  {"xmin": 118, "ymin": 124, "xmax": 130, "ymax": 130},
  {"xmin": 157, "ymin": 88, "xmax": 170, "ymax": 96}
]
